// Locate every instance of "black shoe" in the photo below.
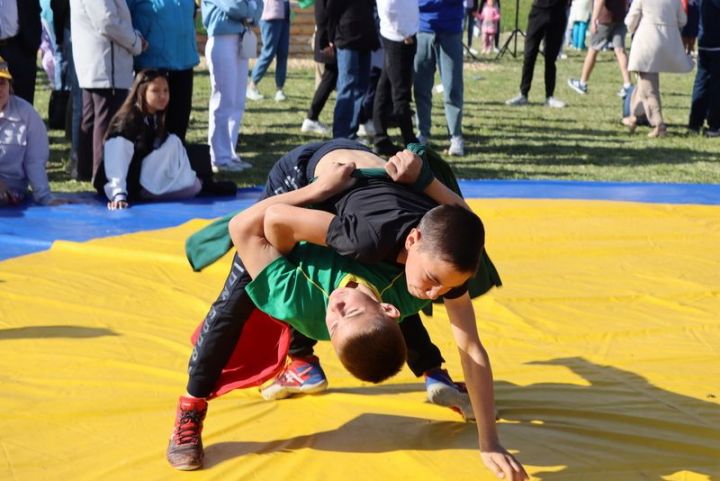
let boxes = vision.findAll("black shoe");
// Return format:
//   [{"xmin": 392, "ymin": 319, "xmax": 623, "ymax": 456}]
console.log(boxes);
[
  {"xmin": 705, "ymin": 128, "xmax": 720, "ymax": 138},
  {"xmin": 373, "ymin": 139, "xmax": 402, "ymax": 157},
  {"xmin": 201, "ymin": 180, "xmax": 237, "ymax": 196}
]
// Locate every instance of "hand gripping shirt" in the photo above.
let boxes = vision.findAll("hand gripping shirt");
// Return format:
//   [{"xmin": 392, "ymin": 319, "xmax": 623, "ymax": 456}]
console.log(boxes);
[{"xmin": 245, "ymin": 242, "xmax": 431, "ymax": 341}]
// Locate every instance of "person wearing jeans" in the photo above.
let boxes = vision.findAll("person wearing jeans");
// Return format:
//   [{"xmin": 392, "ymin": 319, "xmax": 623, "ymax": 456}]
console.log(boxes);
[
  {"xmin": 688, "ymin": 0, "xmax": 720, "ymax": 137},
  {"xmin": 247, "ymin": 0, "xmax": 290, "ymax": 102},
  {"xmin": 201, "ymin": 0, "xmax": 262, "ymax": 173},
  {"xmin": 372, "ymin": 0, "xmax": 419, "ymax": 155},
  {"xmin": 325, "ymin": 0, "xmax": 378, "ymax": 139},
  {"xmin": 414, "ymin": 0, "xmax": 465, "ymax": 156}
]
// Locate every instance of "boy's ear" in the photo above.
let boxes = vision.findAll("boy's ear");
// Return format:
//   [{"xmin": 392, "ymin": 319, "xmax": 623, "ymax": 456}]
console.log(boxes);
[
  {"xmin": 405, "ymin": 228, "xmax": 422, "ymax": 250},
  {"xmin": 379, "ymin": 303, "xmax": 401, "ymax": 320}
]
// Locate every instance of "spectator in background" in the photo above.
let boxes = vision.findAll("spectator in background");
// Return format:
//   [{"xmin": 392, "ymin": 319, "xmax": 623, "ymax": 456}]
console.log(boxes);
[
  {"xmin": 476, "ymin": 0, "xmax": 500, "ymax": 55},
  {"xmin": 326, "ymin": 0, "xmax": 379, "ymax": 139},
  {"xmin": 93, "ymin": 69, "xmax": 235, "ymax": 210},
  {"xmin": 201, "ymin": 0, "xmax": 262, "ymax": 173},
  {"xmin": 127, "ymin": 0, "xmax": 200, "ymax": 143},
  {"xmin": 300, "ymin": 0, "xmax": 336, "ymax": 135},
  {"xmin": 568, "ymin": 0, "xmax": 592, "ymax": 50},
  {"xmin": 0, "ymin": 58, "xmax": 64, "ymax": 207},
  {"xmin": 70, "ymin": 0, "xmax": 147, "ymax": 181},
  {"xmin": 50, "ymin": 0, "xmax": 83, "ymax": 179},
  {"xmin": 681, "ymin": 0, "xmax": 700, "ymax": 56},
  {"xmin": 414, "ymin": 0, "xmax": 466, "ymax": 156},
  {"xmin": 246, "ymin": 0, "xmax": 291, "ymax": 102},
  {"xmin": 567, "ymin": 0, "xmax": 633, "ymax": 98},
  {"xmin": 688, "ymin": 0, "xmax": 720, "ymax": 137},
  {"xmin": 622, "ymin": 0, "xmax": 693, "ymax": 138},
  {"xmin": 464, "ymin": 0, "xmax": 479, "ymax": 56},
  {"xmin": 372, "ymin": 0, "xmax": 419, "ymax": 155},
  {"xmin": 505, "ymin": 0, "xmax": 568, "ymax": 109},
  {"xmin": 0, "ymin": 0, "xmax": 42, "ymax": 104}
]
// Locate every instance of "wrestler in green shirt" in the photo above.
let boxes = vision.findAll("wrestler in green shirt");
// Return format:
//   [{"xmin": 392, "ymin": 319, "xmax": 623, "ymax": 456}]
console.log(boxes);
[{"xmin": 246, "ymin": 242, "xmax": 431, "ymax": 341}]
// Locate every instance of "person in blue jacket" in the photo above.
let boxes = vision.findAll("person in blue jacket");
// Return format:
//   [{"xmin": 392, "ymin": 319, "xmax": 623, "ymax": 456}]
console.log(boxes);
[{"xmin": 127, "ymin": 0, "xmax": 201, "ymax": 142}]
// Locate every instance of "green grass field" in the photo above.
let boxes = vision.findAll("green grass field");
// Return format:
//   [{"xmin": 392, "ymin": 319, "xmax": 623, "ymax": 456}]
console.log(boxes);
[{"xmin": 37, "ymin": 36, "xmax": 719, "ymax": 193}]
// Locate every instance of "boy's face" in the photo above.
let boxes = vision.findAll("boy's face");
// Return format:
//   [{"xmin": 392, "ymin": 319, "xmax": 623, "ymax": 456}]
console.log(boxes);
[
  {"xmin": 325, "ymin": 287, "xmax": 399, "ymax": 347},
  {"xmin": 403, "ymin": 229, "xmax": 472, "ymax": 300}
]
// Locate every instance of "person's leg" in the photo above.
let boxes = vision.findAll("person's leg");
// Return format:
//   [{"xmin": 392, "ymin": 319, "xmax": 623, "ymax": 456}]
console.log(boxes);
[
  {"xmin": 518, "ymin": 5, "xmax": 547, "ymax": 98},
  {"xmin": 414, "ymin": 32, "xmax": 436, "ymax": 141},
  {"xmin": 333, "ymin": 48, "xmax": 360, "ymax": 138},
  {"xmin": 580, "ymin": 48, "xmax": 599, "ymax": 84},
  {"xmin": 637, "ymin": 72, "xmax": 663, "ymax": 128},
  {"xmin": 543, "ymin": 5, "xmax": 566, "ymax": 98},
  {"xmin": 438, "ymin": 32, "xmax": 464, "ymax": 139},
  {"xmin": 165, "ymin": 68, "xmax": 194, "ymax": 142},
  {"xmin": 274, "ymin": 13, "xmax": 291, "ymax": 90},
  {"xmin": 65, "ymin": 30, "xmax": 82, "ymax": 179},
  {"xmin": 228, "ymin": 58, "xmax": 249, "ymax": 162},
  {"xmin": 91, "ymin": 89, "xmax": 127, "ymax": 180},
  {"xmin": 389, "ymin": 37, "xmax": 419, "ymax": 145},
  {"xmin": 688, "ymin": 51, "xmax": 710, "ymax": 130},
  {"xmin": 372, "ymin": 61, "xmax": 394, "ymax": 150},
  {"xmin": 610, "ymin": 23, "xmax": 631, "ymax": 86},
  {"xmin": 578, "ymin": 21, "xmax": 588, "ymax": 49},
  {"xmin": 706, "ymin": 53, "xmax": 720, "ymax": 131},
  {"xmin": 306, "ymin": 62, "xmax": 337, "ymax": 120},
  {"xmin": 207, "ymin": 35, "xmax": 239, "ymax": 167},
  {"xmin": 77, "ymin": 89, "xmax": 95, "ymax": 181},
  {"xmin": 251, "ymin": 19, "xmax": 281, "ymax": 87}
]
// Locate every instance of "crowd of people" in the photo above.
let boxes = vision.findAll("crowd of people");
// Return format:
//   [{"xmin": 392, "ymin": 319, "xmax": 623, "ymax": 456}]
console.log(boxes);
[{"xmin": 2, "ymin": 0, "xmax": 719, "ymax": 207}]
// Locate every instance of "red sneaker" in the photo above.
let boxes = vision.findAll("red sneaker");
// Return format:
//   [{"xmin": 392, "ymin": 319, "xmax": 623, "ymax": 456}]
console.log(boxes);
[{"xmin": 166, "ymin": 396, "xmax": 208, "ymax": 471}]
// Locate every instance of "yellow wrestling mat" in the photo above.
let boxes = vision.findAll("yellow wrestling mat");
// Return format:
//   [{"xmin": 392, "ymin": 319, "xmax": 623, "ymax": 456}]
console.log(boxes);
[{"xmin": 1, "ymin": 198, "xmax": 719, "ymax": 481}]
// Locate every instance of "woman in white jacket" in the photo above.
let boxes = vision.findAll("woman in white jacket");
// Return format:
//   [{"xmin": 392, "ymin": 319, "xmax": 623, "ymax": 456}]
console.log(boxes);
[{"xmin": 623, "ymin": 0, "xmax": 694, "ymax": 137}]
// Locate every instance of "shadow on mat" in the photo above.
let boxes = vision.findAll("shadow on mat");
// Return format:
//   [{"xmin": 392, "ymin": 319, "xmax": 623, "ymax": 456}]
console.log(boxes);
[
  {"xmin": 0, "ymin": 325, "xmax": 118, "ymax": 340},
  {"xmin": 205, "ymin": 357, "xmax": 720, "ymax": 479}
]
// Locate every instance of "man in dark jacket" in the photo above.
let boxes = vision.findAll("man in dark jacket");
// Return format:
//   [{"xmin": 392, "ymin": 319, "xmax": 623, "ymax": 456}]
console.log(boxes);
[
  {"xmin": 324, "ymin": 0, "xmax": 380, "ymax": 138},
  {"xmin": 688, "ymin": 0, "xmax": 720, "ymax": 137},
  {"xmin": 0, "ymin": 0, "xmax": 41, "ymax": 104}
]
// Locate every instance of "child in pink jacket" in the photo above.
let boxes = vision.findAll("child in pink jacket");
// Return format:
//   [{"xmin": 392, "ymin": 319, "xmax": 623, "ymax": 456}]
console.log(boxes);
[{"xmin": 477, "ymin": 0, "xmax": 500, "ymax": 54}]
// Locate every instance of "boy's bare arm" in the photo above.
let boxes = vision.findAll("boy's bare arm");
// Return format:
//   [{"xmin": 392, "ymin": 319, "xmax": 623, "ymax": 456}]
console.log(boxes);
[
  {"xmin": 384, "ymin": 150, "xmax": 470, "ymax": 210},
  {"xmin": 228, "ymin": 162, "xmax": 356, "ymax": 278},
  {"xmin": 445, "ymin": 293, "xmax": 529, "ymax": 481}
]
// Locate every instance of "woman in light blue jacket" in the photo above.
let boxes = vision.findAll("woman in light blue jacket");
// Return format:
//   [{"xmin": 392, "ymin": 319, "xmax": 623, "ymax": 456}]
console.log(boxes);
[
  {"xmin": 127, "ymin": 0, "xmax": 200, "ymax": 142},
  {"xmin": 201, "ymin": 0, "xmax": 263, "ymax": 173}
]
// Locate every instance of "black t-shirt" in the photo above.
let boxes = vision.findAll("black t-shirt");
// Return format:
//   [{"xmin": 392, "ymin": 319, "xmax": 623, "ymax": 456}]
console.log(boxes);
[{"xmin": 323, "ymin": 177, "xmax": 468, "ymax": 299}]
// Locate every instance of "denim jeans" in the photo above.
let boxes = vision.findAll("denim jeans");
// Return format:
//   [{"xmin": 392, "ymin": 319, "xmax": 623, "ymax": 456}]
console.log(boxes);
[
  {"xmin": 689, "ymin": 50, "xmax": 720, "ymax": 131},
  {"xmin": 333, "ymin": 48, "xmax": 371, "ymax": 138},
  {"xmin": 414, "ymin": 31, "xmax": 464, "ymax": 139},
  {"xmin": 251, "ymin": 6, "xmax": 290, "ymax": 89}
]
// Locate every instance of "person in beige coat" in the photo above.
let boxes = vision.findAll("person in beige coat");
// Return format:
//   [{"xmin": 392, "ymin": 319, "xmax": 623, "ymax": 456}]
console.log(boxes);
[{"xmin": 623, "ymin": 0, "xmax": 694, "ymax": 137}]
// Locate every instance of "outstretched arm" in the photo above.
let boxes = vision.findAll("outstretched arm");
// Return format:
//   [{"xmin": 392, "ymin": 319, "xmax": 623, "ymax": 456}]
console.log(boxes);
[{"xmin": 445, "ymin": 293, "xmax": 529, "ymax": 481}]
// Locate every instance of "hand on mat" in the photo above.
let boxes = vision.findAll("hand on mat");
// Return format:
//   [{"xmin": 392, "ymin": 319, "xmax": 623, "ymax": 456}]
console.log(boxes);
[
  {"xmin": 314, "ymin": 161, "xmax": 356, "ymax": 199},
  {"xmin": 385, "ymin": 150, "xmax": 423, "ymax": 184},
  {"xmin": 108, "ymin": 199, "xmax": 129, "ymax": 210},
  {"xmin": 481, "ymin": 448, "xmax": 529, "ymax": 481}
]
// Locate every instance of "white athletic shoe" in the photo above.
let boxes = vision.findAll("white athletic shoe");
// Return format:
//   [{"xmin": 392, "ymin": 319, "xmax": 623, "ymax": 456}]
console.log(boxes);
[
  {"xmin": 505, "ymin": 93, "xmax": 529, "ymax": 106},
  {"xmin": 246, "ymin": 85, "xmax": 264, "ymax": 101},
  {"xmin": 447, "ymin": 136, "xmax": 464, "ymax": 156},
  {"xmin": 301, "ymin": 118, "xmax": 329, "ymax": 135},
  {"xmin": 274, "ymin": 90, "xmax": 287, "ymax": 102},
  {"xmin": 545, "ymin": 96, "xmax": 566, "ymax": 108},
  {"xmin": 357, "ymin": 121, "xmax": 376, "ymax": 137}
]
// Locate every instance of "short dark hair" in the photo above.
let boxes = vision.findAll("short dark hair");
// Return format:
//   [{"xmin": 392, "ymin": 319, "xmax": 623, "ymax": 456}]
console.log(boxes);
[
  {"xmin": 417, "ymin": 204, "xmax": 485, "ymax": 274},
  {"xmin": 337, "ymin": 318, "xmax": 407, "ymax": 383}
]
